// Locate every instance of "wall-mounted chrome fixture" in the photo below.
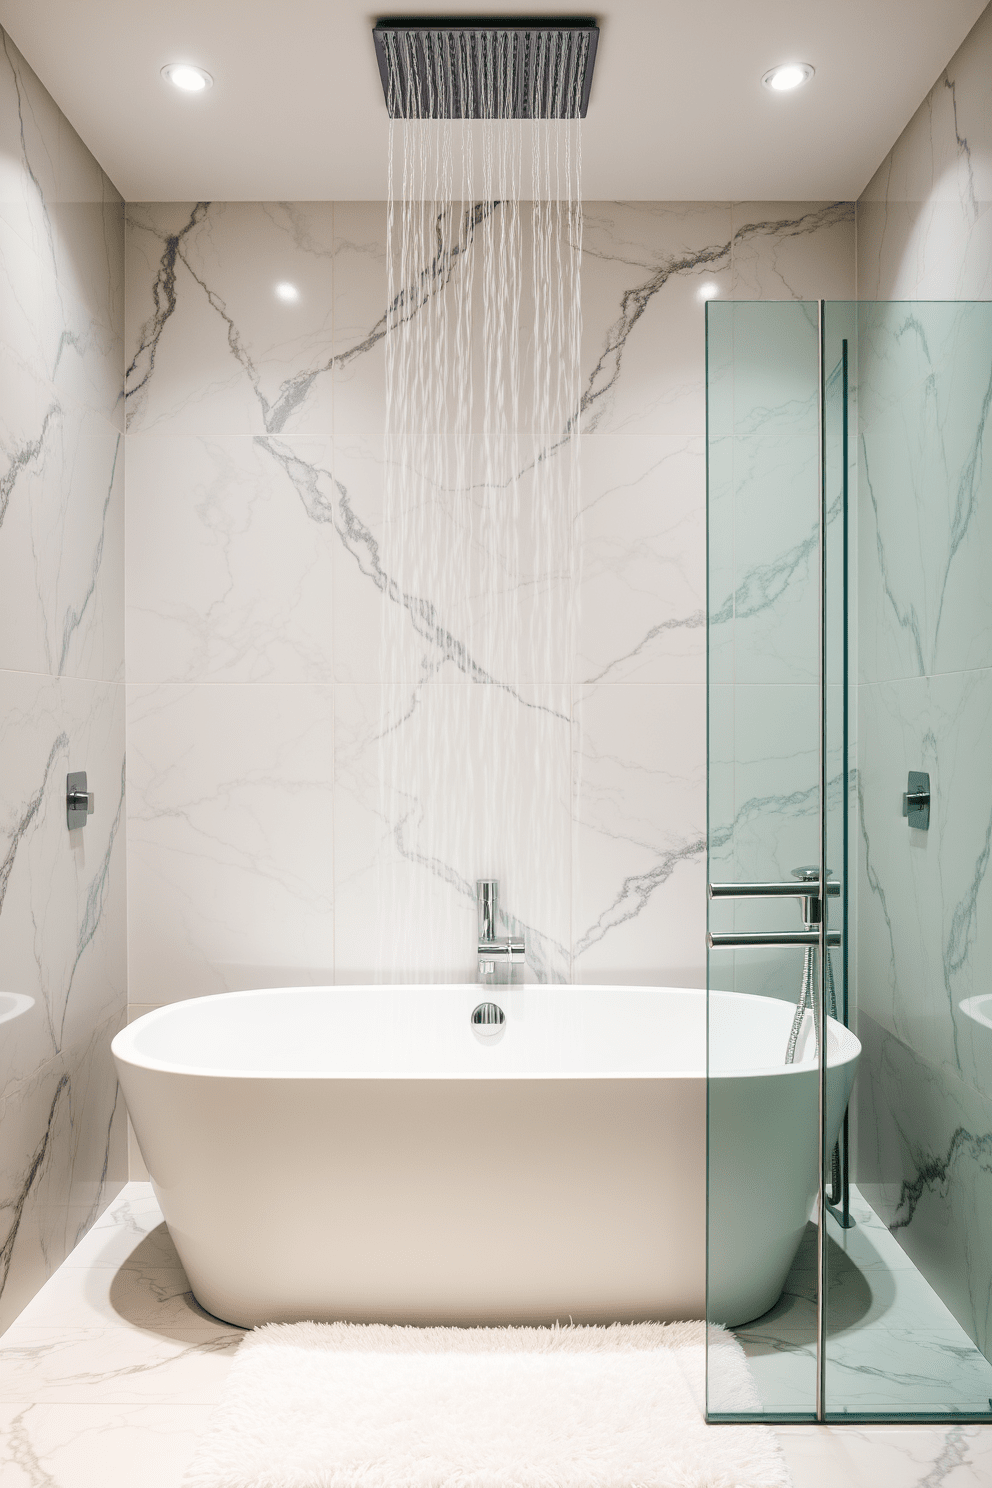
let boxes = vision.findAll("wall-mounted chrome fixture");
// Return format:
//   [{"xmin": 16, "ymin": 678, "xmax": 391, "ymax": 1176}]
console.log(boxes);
[
  {"xmin": 66, "ymin": 771, "xmax": 94, "ymax": 830},
  {"xmin": 903, "ymin": 770, "xmax": 930, "ymax": 830},
  {"xmin": 706, "ymin": 873, "xmax": 841, "ymax": 950},
  {"xmin": 476, "ymin": 879, "xmax": 525, "ymax": 984},
  {"xmin": 708, "ymin": 867, "xmax": 851, "ymax": 1226}
]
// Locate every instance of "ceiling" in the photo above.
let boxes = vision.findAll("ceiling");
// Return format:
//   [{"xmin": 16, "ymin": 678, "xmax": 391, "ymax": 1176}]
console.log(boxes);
[{"xmin": 0, "ymin": 0, "xmax": 985, "ymax": 201}]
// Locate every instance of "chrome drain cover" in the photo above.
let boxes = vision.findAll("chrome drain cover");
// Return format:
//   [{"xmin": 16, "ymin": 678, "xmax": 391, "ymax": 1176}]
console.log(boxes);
[{"xmin": 471, "ymin": 1002, "xmax": 506, "ymax": 1036}]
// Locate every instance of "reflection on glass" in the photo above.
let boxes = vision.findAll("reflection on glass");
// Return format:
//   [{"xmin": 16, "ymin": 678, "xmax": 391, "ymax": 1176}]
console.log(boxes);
[
  {"xmin": 706, "ymin": 300, "xmax": 823, "ymax": 1418},
  {"xmin": 0, "ymin": 992, "xmax": 35, "ymax": 1025},
  {"xmin": 706, "ymin": 299, "xmax": 992, "ymax": 1423}
]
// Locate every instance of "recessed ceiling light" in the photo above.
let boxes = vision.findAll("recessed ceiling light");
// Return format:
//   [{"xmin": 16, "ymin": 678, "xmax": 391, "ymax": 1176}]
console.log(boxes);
[
  {"xmin": 275, "ymin": 283, "xmax": 300, "ymax": 303},
  {"xmin": 162, "ymin": 63, "xmax": 213, "ymax": 93},
  {"xmin": 762, "ymin": 63, "xmax": 814, "ymax": 92}
]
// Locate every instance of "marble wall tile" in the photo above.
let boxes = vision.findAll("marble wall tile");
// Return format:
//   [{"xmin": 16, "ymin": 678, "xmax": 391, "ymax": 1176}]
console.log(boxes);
[
  {"xmin": 857, "ymin": 301, "xmax": 992, "ymax": 685},
  {"xmin": 0, "ymin": 33, "xmax": 60, "ymax": 251},
  {"xmin": 331, "ymin": 198, "xmax": 579, "ymax": 689},
  {"xmin": 571, "ymin": 682, "xmax": 705, "ymax": 985},
  {"xmin": 0, "ymin": 23, "xmax": 125, "ymax": 1334},
  {"xmin": 0, "ymin": 33, "xmax": 123, "ymax": 347},
  {"xmin": 0, "ymin": 407, "xmax": 123, "ymax": 681},
  {"xmin": 331, "ymin": 432, "xmax": 575, "ymax": 688},
  {"xmin": 708, "ymin": 681, "xmax": 824, "ymax": 1004},
  {"xmin": 0, "ymin": 671, "xmax": 127, "ymax": 1332},
  {"xmin": 857, "ymin": 4, "xmax": 992, "ymax": 303},
  {"xmin": 0, "ymin": 212, "xmax": 121, "ymax": 437},
  {"xmin": 706, "ymin": 299, "xmax": 821, "ymax": 690},
  {"xmin": 330, "ymin": 202, "xmax": 387, "ymax": 443},
  {"xmin": 126, "ymin": 683, "xmax": 334, "ymax": 1005},
  {"xmin": 575, "ymin": 434, "xmax": 704, "ymax": 685},
  {"xmin": 125, "ymin": 434, "xmax": 335, "ymax": 684},
  {"xmin": 579, "ymin": 202, "xmax": 733, "ymax": 440},
  {"xmin": 856, "ymin": 672, "xmax": 992, "ymax": 1100},
  {"xmin": 333, "ymin": 199, "xmax": 585, "ymax": 444},
  {"xmin": 123, "ymin": 195, "xmax": 854, "ymax": 1007},
  {"xmin": 854, "ymin": 2, "xmax": 992, "ymax": 1369},
  {"xmin": 0, "ymin": 67, "xmax": 125, "ymax": 687},
  {"xmin": 124, "ymin": 202, "xmax": 337, "ymax": 437},
  {"xmin": 730, "ymin": 202, "xmax": 856, "ymax": 301},
  {"xmin": 327, "ymin": 434, "xmax": 392, "ymax": 685},
  {"xmin": 857, "ymin": 1014, "xmax": 992, "ymax": 1360},
  {"xmin": 51, "ymin": 120, "xmax": 125, "ymax": 350},
  {"xmin": 334, "ymin": 680, "xmax": 571, "ymax": 984}
]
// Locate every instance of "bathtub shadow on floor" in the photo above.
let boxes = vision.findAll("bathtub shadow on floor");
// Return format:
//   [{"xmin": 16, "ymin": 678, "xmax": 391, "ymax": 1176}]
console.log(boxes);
[
  {"xmin": 732, "ymin": 1220, "xmax": 885, "ymax": 1358},
  {"xmin": 106, "ymin": 1223, "xmax": 247, "ymax": 1340}
]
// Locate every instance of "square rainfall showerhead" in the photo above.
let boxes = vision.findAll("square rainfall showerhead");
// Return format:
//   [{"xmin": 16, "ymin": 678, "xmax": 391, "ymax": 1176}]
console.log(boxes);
[{"xmin": 373, "ymin": 17, "xmax": 600, "ymax": 120}]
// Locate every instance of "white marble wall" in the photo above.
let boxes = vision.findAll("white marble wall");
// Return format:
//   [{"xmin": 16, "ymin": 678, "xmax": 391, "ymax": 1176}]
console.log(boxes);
[
  {"xmin": 122, "ymin": 198, "xmax": 853, "ymax": 1012},
  {"xmin": 855, "ymin": 1, "xmax": 992, "ymax": 1358},
  {"xmin": 0, "ymin": 30, "xmax": 126, "ymax": 1331},
  {"xmin": 705, "ymin": 297, "xmax": 828, "ymax": 1009}
]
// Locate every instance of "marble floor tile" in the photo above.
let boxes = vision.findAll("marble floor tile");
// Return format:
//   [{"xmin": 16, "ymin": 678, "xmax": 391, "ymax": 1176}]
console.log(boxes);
[
  {"xmin": 0, "ymin": 1326, "xmax": 243, "ymax": 1405},
  {"xmin": 734, "ymin": 1186, "xmax": 992, "ymax": 1417},
  {"xmin": 5, "ymin": 1181, "xmax": 992, "ymax": 1485},
  {"xmin": 60, "ymin": 1207, "xmax": 180, "ymax": 1273},
  {"xmin": 0, "ymin": 1403, "xmax": 214, "ymax": 1488},
  {"xmin": 778, "ymin": 1423, "xmax": 992, "ymax": 1488},
  {"xmin": 10, "ymin": 1256, "xmax": 221, "ymax": 1333},
  {"xmin": 21, "ymin": 1184, "xmax": 161, "ymax": 1254}
]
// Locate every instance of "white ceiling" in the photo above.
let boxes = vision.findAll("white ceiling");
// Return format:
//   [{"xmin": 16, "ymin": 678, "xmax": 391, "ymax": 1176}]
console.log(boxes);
[{"xmin": 0, "ymin": 0, "xmax": 985, "ymax": 201}]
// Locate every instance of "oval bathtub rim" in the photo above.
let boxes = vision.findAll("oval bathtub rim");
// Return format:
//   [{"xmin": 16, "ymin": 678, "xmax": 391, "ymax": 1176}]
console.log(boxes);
[{"xmin": 111, "ymin": 984, "xmax": 862, "ymax": 1084}]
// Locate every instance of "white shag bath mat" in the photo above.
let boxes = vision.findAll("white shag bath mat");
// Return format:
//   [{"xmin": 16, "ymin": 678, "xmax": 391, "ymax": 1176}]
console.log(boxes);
[{"xmin": 182, "ymin": 1320, "xmax": 790, "ymax": 1488}]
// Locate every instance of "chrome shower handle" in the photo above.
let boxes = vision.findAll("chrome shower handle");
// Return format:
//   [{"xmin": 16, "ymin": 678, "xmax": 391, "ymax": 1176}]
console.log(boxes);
[
  {"xmin": 66, "ymin": 771, "xmax": 95, "ymax": 830},
  {"xmin": 708, "ymin": 881, "xmax": 840, "ymax": 898},
  {"xmin": 707, "ymin": 930, "xmax": 842, "ymax": 949}
]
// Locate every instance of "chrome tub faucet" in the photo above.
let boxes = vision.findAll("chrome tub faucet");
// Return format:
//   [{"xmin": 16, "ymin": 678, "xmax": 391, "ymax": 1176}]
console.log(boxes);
[{"xmin": 476, "ymin": 879, "xmax": 525, "ymax": 984}]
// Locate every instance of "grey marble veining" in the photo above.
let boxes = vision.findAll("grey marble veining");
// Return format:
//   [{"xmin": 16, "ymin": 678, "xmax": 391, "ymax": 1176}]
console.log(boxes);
[
  {"xmin": 0, "ymin": 26, "xmax": 124, "ymax": 686},
  {"xmin": 0, "ymin": 674, "xmax": 127, "ymax": 1332},
  {"xmin": 853, "ymin": 0, "xmax": 992, "ymax": 1386},
  {"xmin": 856, "ymin": 1016, "xmax": 992, "ymax": 1363},
  {"xmin": 122, "ymin": 197, "xmax": 853, "ymax": 998},
  {"xmin": 857, "ymin": 5, "xmax": 992, "ymax": 303},
  {"xmin": 0, "ymin": 24, "xmax": 126, "ymax": 1337},
  {"xmin": 729, "ymin": 1185, "xmax": 992, "ymax": 1417},
  {"xmin": 3, "ymin": 1182, "xmax": 992, "ymax": 1484},
  {"xmin": 6, "ymin": 1182, "xmax": 991, "ymax": 1486},
  {"xmin": 857, "ymin": 303, "xmax": 992, "ymax": 686}
]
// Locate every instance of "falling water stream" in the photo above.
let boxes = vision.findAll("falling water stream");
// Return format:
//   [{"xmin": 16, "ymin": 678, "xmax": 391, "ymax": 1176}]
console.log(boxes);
[{"xmin": 373, "ymin": 36, "xmax": 584, "ymax": 981}]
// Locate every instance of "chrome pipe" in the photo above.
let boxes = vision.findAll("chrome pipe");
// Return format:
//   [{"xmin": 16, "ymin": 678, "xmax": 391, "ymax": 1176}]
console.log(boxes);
[
  {"xmin": 477, "ymin": 879, "xmax": 499, "ymax": 942},
  {"xmin": 707, "ymin": 930, "xmax": 841, "ymax": 949},
  {"xmin": 708, "ymin": 881, "xmax": 839, "ymax": 899}
]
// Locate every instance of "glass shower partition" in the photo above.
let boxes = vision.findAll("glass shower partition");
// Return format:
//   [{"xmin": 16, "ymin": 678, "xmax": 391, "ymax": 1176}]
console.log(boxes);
[
  {"xmin": 706, "ymin": 300, "xmax": 825, "ymax": 1421},
  {"xmin": 823, "ymin": 301, "xmax": 992, "ymax": 1420},
  {"xmin": 706, "ymin": 298, "xmax": 992, "ymax": 1423}
]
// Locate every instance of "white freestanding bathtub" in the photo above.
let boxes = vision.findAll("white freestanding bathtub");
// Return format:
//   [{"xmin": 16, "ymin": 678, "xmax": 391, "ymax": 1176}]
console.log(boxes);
[{"xmin": 111, "ymin": 984, "xmax": 859, "ymax": 1329}]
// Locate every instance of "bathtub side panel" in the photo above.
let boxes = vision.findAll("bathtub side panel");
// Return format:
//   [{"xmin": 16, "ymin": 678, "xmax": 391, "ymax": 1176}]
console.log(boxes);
[
  {"xmin": 708, "ymin": 1055, "xmax": 858, "ymax": 1327},
  {"xmin": 114, "ymin": 1065, "xmax": 705, "ymax": 1326}
]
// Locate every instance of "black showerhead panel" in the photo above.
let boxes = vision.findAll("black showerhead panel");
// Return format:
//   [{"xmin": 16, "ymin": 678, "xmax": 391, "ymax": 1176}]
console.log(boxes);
[{"xmin": 373, "ymin": 17, "xmax": 599, "ymax": 120}]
